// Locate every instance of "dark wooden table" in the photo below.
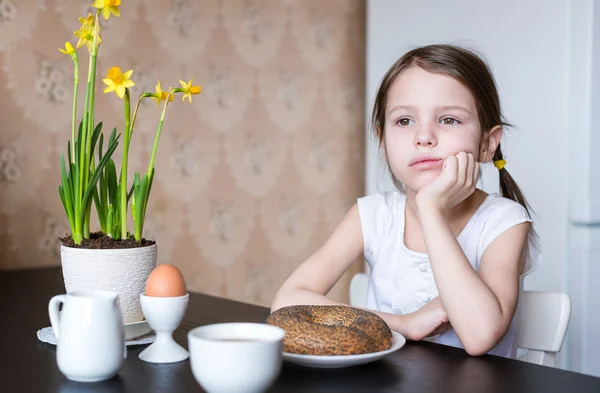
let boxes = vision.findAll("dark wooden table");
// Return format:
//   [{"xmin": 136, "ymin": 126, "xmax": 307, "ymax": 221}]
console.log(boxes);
[{"xmin": 1, "ymin": 267, "xmax": 599, "ymax": 393}]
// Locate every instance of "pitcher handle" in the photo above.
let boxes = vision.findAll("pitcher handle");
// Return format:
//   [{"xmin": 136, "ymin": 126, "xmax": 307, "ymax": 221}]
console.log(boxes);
[{"xmin": 48, "ymin": 295, "xmax": 66, "ymax": 339}]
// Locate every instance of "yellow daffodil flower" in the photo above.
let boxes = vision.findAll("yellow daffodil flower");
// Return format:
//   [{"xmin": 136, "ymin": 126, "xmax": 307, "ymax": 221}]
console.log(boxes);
[
  {"xmin": 102, "ymin": 66, "xmax": 135, "ymax": 99},
  {"xmin": 78, "ymin": 13, "xmax": 94, "ymax": 27},
  {"xmin": 93, "ymin": 0, "xmax": 121, "ymax": 21},
  {"xmin": 151, "ymin": 81, "xmax": 174, "ymax": 108},
  {"xmin": 74, "ymin": 22, "xmax": 101, "ymax": 52},
  {"xmin": 179, "ymin": 78, "xmax": 202, "ymax": 102},
  {"xmin": 59, "ymin": 42, "xmax": 76, "ymax": 55}
]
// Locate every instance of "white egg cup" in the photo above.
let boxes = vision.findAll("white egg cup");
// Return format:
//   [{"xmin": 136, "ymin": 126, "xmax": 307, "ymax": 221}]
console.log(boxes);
[{"xmin": 138, "ymin": 293, "xmax": 189, "ymax": 363}]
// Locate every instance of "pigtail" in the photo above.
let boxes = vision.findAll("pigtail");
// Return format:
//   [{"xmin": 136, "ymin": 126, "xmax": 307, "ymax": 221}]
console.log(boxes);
[{"xmin": 494, "ymin": 145, "xmax": 533, "ymax": 217}]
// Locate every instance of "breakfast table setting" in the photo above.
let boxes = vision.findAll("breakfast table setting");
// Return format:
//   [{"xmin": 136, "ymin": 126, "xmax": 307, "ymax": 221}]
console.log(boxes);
[
  {"xmin": 3, "ymin": 1, "xmax": 600, "ymax": 391},
  {"xmin": 2, "ymin": 266, "xmax": 600, "ymax": 393}
]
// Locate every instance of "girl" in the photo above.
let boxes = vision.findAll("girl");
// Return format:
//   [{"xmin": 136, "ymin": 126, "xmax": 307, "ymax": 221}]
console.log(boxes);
[{"xmin": 271, "ymin": 44, "xmax": 541, "ymax": 358}]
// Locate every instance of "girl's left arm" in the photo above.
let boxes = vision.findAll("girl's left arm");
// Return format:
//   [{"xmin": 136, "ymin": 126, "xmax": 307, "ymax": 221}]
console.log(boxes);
[{"xmin": 418, "ymin": 205, "xmax": 529, "ymax": 356}]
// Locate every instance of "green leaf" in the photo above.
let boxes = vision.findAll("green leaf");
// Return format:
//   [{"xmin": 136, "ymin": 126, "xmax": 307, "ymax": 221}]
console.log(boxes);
[
  {"xmin": 142, "ymin": 168, "xmax": 155, "ymax": 231},
  {"xmin": 58, "ymin": 186, "xmax": 75, "ymax": 233},
  {"xmin": 67, "ymin": 140, "xmax": 72, "ymax": 166},
  {"xmin": 131, "ymin": 171, "xmax": 140, "ymax": 203},
  {"xmin": 93, "ymin": 186, "xmax": 106, "ymax": 232},
  {"xmin": 98, "ymin": 166, "xmax": 106, "ymax": 216},
  {"xmin": 73, "ymin": 140, "xmax": 79, "ymax": 169},
  {"xmin": 111, "ymin": 191, "xmax": 121, "ymax": 240},
  {"xmin": 59, "ymin": 184, "xmax": 73, "ymax": 219},
  {"xmin": 146, "ymin": 168, "xmax": 155, "ymax": 202},
  {"xmin": 58, "ymin": 186, "xmax": 67, "ymax": 213},
  {"xmin": 61, "ymin": 158, "xmax": 73, "ymax": 206},
  {"xmin": 66, "ymin": 162, "xmax": 75, "ymax": 204},
  {"xmin": 127, "ymin": 183, "xmax": 135, "ymax": 204},
  {"xmin": 90, "ymin": 122, "xmax": 103, "ymax": 155},
  {"xmin": 59, "ymin": 156, "xmax": 76, "ymax": 233},
  {"xmin": 134, "ymin": 174, "xmax": 150, "ymax": 240},
  {"xmin": 108, "ymin": 127, "xmax": 117, "ymax": 146},
  {"xmin": 131, "ymin": 172, "xmax": 141, "ymax": 222},
  {"xmin": 76, "ymin": 119, "xmax": 83, "ymax": 153},
  {"xmin": 76, "ymin": 115, "xmax": 84, "ymax": 166},
  {"xmin": 80, "ymin": 133, "xmax": 120, "ymax": 220},
  {"xmin": 98, "ymin": 133, "xmax": 104, "ymax": 161},
  {"xmin": 107, "ymin": 159, "xmax": 117, "ymax": 205}
]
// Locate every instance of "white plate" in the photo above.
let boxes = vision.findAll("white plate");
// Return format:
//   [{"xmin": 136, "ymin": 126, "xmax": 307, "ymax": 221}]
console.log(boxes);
[{"xmin": 282, "ymin": 331, "xmax": 406, "ymax": 369}]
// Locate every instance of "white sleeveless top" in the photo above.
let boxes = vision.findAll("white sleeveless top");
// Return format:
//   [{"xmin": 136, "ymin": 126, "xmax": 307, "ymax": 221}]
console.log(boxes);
[{"xmin": 357, "ymin": 191, "xmax": 542, "ymax": 358}]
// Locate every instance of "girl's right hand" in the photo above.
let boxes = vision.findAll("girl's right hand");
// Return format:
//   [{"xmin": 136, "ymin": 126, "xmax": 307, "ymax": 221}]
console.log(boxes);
[
  {"xmin": 403, "ymin": 296, "xmax": 450, "ymax": 341},
  {"xmin": 415, "ymin": 152, "xmax": 479, "ymax": 215}
]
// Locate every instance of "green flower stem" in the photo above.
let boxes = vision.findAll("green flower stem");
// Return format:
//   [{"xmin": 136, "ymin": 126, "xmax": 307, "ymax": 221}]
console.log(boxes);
[
  {"xmin": 125, "ymin": 92, "xmax": 151, "ymax": 242},
  {"xmin": 67, "ymin": 50, "xmax": 81, "ymax": 244},
  {"xmin": 147, "ymin": 89, "xmax": 181, "ymax": 174},
  {"xmin": 76, "ymin": 52, "xmax": 94, "ymax": 240},
  {"xmin": 121, "ymin": 89, "xmax": 131, "ymax": 239},
  {"xmin": 76, "ymin": 16, "xmax": 100, "ymax": 242},
  {"xmin": 71, "ymin": 54, "xmax": 79, "ymax": 163},
  {"xmin": 130, "ymin": 93, "xmax": 152, "ymax": 139},
  {"xmin": 85, "ymin": 14, "xmax": 100, "ymax": 182},
  {"xmin": 130, "ymin": 89, "xmax": 181, "ymax": 241},
  {"xmin": 82, "ymin": 12, "xmax": 100, "ymax": 238}
]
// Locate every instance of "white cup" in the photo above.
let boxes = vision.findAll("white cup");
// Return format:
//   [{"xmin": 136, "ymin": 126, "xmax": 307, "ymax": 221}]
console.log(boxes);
[{"xmin": 187, "ymin": 323, "xmax": 286, "ymax": 393}]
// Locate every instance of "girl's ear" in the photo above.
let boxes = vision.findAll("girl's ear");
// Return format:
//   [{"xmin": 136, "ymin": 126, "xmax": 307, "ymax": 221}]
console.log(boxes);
[{"xmin": 480, "ymin": 125, "xmax": 502, "ymax": 163}]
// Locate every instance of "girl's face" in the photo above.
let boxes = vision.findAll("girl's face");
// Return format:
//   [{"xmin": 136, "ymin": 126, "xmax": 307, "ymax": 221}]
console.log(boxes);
[{"xmin": 383, "ymin": 66, "xmax": 484, "ymax": 193}]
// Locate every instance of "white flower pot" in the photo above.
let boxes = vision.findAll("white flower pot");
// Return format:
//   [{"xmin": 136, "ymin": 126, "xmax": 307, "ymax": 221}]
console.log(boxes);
[{"xmin": 60, "ymin": 244, "xmax": 157, "ymax": 324}]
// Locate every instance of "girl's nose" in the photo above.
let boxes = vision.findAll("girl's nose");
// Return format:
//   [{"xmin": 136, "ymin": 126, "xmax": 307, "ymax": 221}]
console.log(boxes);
[{"xmin": 414, "ymin": 125, "xmax": 437, "ymax": 148}]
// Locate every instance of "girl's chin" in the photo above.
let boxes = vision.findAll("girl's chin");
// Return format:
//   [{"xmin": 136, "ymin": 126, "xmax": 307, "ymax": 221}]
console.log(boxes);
[{"xmin": 404, "ymin": 173, "xmax": 441, "ymax": 192}]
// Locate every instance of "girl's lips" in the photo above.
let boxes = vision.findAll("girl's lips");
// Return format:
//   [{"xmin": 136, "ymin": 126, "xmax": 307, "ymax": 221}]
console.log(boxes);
[{"xmin": 409, "ymin": 157, "xmax": 443, "ymax": 169}]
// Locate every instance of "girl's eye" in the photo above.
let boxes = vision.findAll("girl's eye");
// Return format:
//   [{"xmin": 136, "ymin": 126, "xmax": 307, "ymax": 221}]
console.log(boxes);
[
  {"xmin": 397, "ymin": 118, "xmax": 414, "ymax": 126},
  {"xmin": 441, "ymin": 117, "xmax": 460, "ymax": 125}
]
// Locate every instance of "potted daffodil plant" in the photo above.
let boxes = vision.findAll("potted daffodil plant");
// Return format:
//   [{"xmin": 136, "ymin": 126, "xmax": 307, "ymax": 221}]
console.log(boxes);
[{"xmin": 57, "ymin": 1, "xmax": 201, "ymax": 326}]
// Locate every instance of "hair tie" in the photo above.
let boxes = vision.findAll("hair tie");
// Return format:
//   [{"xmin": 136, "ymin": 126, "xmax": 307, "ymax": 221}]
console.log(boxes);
[{"xmin": 494, "ymin": 159, "xmax": 506, "ymax": 170}]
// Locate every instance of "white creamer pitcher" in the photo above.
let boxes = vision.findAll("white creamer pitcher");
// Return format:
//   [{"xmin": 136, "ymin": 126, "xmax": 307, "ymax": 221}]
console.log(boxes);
[{"xmin": 48, "ymin": 290, "xmax": 126, "ymax": 382}]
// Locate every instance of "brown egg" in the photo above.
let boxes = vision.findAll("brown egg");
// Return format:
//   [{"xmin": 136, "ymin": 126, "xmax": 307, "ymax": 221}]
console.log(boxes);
[{"xmin": 145, "ymin": 264, "xmax": 187, "ymax": 297}]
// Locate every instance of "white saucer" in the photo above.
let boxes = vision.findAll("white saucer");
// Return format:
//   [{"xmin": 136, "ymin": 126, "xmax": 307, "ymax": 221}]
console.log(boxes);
[
  {"xmin": 125, "ymin": 320, "xmax": 152, "ymax": 340},
  {"xmin": 282, "ymin": 331, "xmax": 406, "ymax": 369}
]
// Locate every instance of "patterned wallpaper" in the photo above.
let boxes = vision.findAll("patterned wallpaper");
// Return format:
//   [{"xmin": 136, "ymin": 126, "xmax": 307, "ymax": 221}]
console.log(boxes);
[{"xmin": 0, "ymin": 0, "xmax": 365, "ymax": 306}]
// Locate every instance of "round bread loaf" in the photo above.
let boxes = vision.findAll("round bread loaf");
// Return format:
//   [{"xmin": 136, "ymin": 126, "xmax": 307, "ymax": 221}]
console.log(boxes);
[{"xmin": 266, "ymin": 305, "xmax": 393, "ymax": 356}]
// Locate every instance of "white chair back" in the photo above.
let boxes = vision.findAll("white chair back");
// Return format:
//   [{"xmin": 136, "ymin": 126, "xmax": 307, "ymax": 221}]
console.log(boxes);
[{"xmin": 514, "ymin": 291, "xmax": 571, "ymax": 367}]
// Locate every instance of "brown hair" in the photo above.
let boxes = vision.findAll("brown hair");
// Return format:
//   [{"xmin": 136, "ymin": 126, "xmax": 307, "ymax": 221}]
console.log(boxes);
[{"xmin": 371, "ymin": 44, "xmax": 531, "ymax": 216}]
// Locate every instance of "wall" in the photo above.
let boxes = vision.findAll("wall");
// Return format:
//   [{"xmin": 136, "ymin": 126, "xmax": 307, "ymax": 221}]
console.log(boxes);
[
  {"xmin": 366, "ymin": 0, "xmax": 573, "ymax": 369},
  {"xmin": 0, "ymin": 0, "xmax": 366, "ymax": 307}
]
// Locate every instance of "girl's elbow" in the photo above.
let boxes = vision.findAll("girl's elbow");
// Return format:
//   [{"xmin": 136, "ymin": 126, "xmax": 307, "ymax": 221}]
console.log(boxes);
[
  {"xmin": 462, "ymin": 325, "xmax": 505, "ymax": 356},
  {"xmin": 463, "ymin": 341, "xmax": 491, "ymax": 357}
]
